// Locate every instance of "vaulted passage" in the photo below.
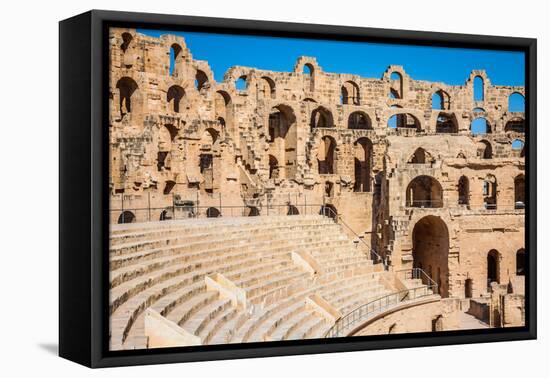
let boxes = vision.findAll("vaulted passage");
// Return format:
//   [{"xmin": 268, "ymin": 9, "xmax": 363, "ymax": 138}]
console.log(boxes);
[
  {"xmin": 353, "ymin": 138, "xmax": 372, "ymax": 192},
  {"xmin": 406, "ymin": 176, "xmax": 443, "ymax": 208},
  {"xmin": 118, "ymin": 211, "xmax": 136, "ymax": 224},
  {"xmin": 436, "ymin": 113, "xmax": 458, "ymax": 133},
  {"xmin": 116, "ymin": 77, "xmax": 139, "ymax": 117},
  {"xmin": 412, "ymin": 216, "xmax": 449, "ymax": 297},
  {"xmin": 458, "ymin": 176, "xmax": 469, "ymax": 206},
  {"xmin": 487, "ymin": 249, "xmax": 500, "ymax": 289},
  {"xmin": 483, "ymin": 175, "xmax": 497, "ymax": 210},
  {"xmin": 268, "ymin": 105, "xmax": 297, "ymax": 179},
  {"xmin": 514, "ymin": 174, "xmax": 525, "ymax": 208},
  {"xmin": 516, "ymin": 248, "xmax": 526, "ymax": 276},
  {"xmin": 318, "ymin": 136, "xmax": 336, "ymax": 174},
  {"xmin": 310, "ymin": 107, "xmax": 334, "ymax": 129}
]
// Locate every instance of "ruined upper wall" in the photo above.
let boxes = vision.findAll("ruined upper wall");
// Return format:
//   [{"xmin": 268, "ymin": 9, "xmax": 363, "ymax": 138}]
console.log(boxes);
[{"xmin": 109, "ymin": 28, "xmax": 525, "ymax": 122}]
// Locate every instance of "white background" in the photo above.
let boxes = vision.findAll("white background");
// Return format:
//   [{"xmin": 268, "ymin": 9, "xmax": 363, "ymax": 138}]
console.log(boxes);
[{"xmin": 0, "ymin": 0, "xmax": 546, "ymax": 376}]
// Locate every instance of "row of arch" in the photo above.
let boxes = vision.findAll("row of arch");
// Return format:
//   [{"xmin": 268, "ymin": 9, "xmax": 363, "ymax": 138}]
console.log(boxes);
[
  {"xmin": 406, "ymin": 174, "xmax": 525, "ymax": 210},
  {"xmin": 115, "ymin": 75, "xmax": 525, "ymax": 136},
  {"xmin": 117, "ymin": 204, "xmax": 338, "ymax": 224},
  {"xmin": 121, "ymin": 35, "xmax": 525, "ymax": 112}
]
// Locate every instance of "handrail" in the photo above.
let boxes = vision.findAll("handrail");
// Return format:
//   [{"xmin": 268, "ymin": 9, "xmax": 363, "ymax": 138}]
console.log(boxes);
[
  {"xmin": 407, "ymin": 199, "xmax": 444, "ymax": 208},
  {"xmin": 395, "ymin": 267, "xmax": 438, "ymax": 289},
  {"xmin": 320, "ymin": 205, "xmax": 386, "ymax": 269},
  {"xmin": 325, "ymin": 268, "xmax": 438, "ymax": 338}
]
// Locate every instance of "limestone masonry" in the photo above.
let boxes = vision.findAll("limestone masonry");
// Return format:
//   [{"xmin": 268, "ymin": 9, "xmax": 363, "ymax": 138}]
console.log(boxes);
[{"xmin": 108, "ymin": 28, "xmax": 526, "ymax": 349}]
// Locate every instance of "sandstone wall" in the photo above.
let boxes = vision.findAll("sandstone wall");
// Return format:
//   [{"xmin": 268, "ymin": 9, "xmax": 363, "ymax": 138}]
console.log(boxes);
[{"xmin": 109, "ymin": 28, "xmax": 526, "ymax": 306}]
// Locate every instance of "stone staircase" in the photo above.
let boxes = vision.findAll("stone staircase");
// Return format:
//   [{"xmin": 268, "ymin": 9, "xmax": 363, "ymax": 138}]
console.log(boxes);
[{"xmin": 109, "ymin": 215, "xmax": 389, "ymax": 350}]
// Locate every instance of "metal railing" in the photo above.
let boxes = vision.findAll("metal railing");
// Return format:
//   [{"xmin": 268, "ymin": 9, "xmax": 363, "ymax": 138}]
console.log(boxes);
[
  {"xmin": 111, "ymin": 194, "xmax": 387, "ymax": 267},
  {"xmin": 407, "ymin": 199, "xmax": 444, "ymax": 208},
  {"xmin": 325, "ymin": 268, "xmax": 438, "ymax": 338},
  {"xmin": 395, "ymin": 267, "xmax": 438, "ymax": 290},
  {"xmin": 112, "ymin": 202, "xmax": 329, "ymax": 223},
  {"xmin": 484, "ymin": 202, "xmax": 497, "ymax": 210}
]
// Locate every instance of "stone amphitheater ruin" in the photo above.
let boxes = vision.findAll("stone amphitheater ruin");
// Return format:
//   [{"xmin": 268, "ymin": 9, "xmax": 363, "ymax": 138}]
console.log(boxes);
[{"xmin": 108, "ymin": 28, "xmax": 526, "ymax": 350}]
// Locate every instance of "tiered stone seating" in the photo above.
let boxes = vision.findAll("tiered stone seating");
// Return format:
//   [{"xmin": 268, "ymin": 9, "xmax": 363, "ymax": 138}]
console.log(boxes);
[{"xmin": 109, "ymin": 215, "xmax": 390, "ymax": 350}]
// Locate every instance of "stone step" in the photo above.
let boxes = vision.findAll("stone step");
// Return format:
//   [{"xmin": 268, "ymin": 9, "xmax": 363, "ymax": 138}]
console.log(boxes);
[{"xmin": 111, "ymin": 221, "xmax": 340, "ymax": 255}]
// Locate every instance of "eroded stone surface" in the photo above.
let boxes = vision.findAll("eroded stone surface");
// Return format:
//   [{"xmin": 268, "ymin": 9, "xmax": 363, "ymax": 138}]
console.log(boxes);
[{"xmin": 109, "ymin": 28, "xmax": 525, "ymax": 321}]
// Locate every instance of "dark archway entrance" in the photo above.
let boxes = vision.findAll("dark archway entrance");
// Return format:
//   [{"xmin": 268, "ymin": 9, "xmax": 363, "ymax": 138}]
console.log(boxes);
[
  {"xmin": 487, "ymin": 249, "xmax": 500, "ymax": 290},
  {"xmin": 406, "ymin": 176, "xmax": 443, "ymax": 208},
  {"xmin": 516, "ymin": 248, "xmax": 525, "ymax": 276},
  {"xmin": 118, "ymin": 211, "xmax": 136, "ymax": 224},
  {"xmin": 206, "ymin": 207, "xmax": 221, "ymax": 218},
  {"xmin": 412, "ymin": 216, "xmax": 450, "ymax": 297}
]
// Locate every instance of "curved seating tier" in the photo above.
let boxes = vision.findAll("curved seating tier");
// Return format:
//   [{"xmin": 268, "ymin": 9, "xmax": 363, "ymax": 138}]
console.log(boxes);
[{"xmin": 109, "ymin": 215, "xmax": 388, "ymax": 350}]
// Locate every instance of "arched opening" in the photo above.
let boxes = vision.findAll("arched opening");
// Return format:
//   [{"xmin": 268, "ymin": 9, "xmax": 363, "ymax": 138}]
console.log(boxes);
[
  {"xmin": 505, "ymin": 118, "xmax": 525, "ymax": 133},
  {"xmin": 317, "ymin": 136, "xmax": 336, "ymax": 174},
  {"xmin": 341, "ymin": 81, "xmax": 360, "ymax": 105},
  {"xmin": 483, "ymin": 175, "xmax": 497, "ymax": 210},
  {"xmin": 118, "ymin": 211, "xmax": 136, "ymax": 224},
  {"xmin": 163, "ymin": 180, "xmax": 176, "ymax": 195},
  {"xmin": 199, "ymin": 129, "xmax": 217, "ymax": 192},
  {"xmin": 157, "ymin": 124, "xmax": 177, "ymax": 171},
  {"xmin": 287, "ymin": 205, "xmax": 299, "ymax": 215},
  {"xmin": 246, "ymin": 206, "xmax": 260, "ymax": 216},
  {"xmin": 458, "ymin": 176, "xmax": 469, "ymax": 206},
  {"xmin": 408, "ymin": 147, "xmax": 429, "ymax": 164},
  {"xmin": 512, "ymin": 139, "xmax": 525, "ymax": 152},
  {"xmin": 388, "ymin": 113, "xmax": 420, "ymax": 130},
  {"xmin": 477, "ymin": 140, "xmax": 492, "ymax": 159},
  {"xmin": 516, "ymin": 249, "xmax": 526, "ymax": 276},
  {"xmin": 348, "ymin": 111, "xmax": 371, "ymax": 130},
  {"xmin": 436, "ymin": 113, "xmax": 458, "ymax": 133},
  {"xmin": 206, "ymin": 207, "xmax": 221, "ymax": 218},
  {"xmin": 487, "ymin": 249, "xmax": 500, "ymax": 289},
  {"xmin": 259, "ymin": 76, "xmax": 276, "ymax": 99},
  {"xmin": 471, "ymin": 118, "xmax": 490, "ymax": 135},
  {"xmin": 160, "ymin": 209, "xmax": 173, "ymax": 221},
  {"xmin": 120, "ymin": 33, "xmax": 134, "ymax": 68},
  {"xmin": 116, "ymin": 77, "xmax": 139, "ymax": 117},
  {"xmin": 217, "ymin": 117, "xmax": 226, "ymax": 131},
  {"xmin": 303, "ymin": 64, "xmax": 315, "ymax": 91},
  {"xmin": 389, "ymin": 72, "xmax": 403, "ymax": 99},
  {"xmin": 195, "ymin": 70, "xmax": 209, "ymax": 93},
  {"xmin": 215, "ymin": 90, "xmax": 231, "ymax": 110},
  {"xmin": 432, "ymin": 315, "xmax": 444, "ymax": 332},
  {"xmin": 432, "ymin": 91, "xmax": 443, "ymax": 110},
  {"xmin": 121, "ymin": 32, "xmax": 133, "ymax": 52},
  {"xmin": 473, "ymin": 107, "xmax": 486, "ymax": 114},
  {"xmin": 353, "ymin": 138, "xmax": 372, "ymax": 192},
  {"xmin": 474, "ymin": 76, "xmax": 484, "ymax": 102},
  {"xmin": 169, "ymin": 44, "xmax": 183, "ymax": 76},
  {"xmin": 514, "ymin": 174, "xmax": 525, "ymax": 209},
  {"xmin": 267, "ymin": 105, "xmax": 297, "ymax": 179},
  {"xmin": 320, "ymin": 204, "xmax": 337, "ymax": 219},
  {"xmin": 310, "ymin": 107, "xmax": 334, "ymax": 129},
  {"xmin": 412, "ymin": 215, "xmax": 449, "ymax": 297},
  {"xmin": 465, "ymin": 278, "xmax": 473, "ymax": 298},
  {"xmin": 406, "ymin": 176, "xmax": 443, "ymax": 208},
  {"xmin": 508, "ymin": 93, "xmax": 525, "ymax": 112},
  {"xmin": 268, "ymin": 154, "xmax": 279, "ymax": 179},
  {"xmin": 167, "ymin": 85, "xmax": 185, "ymax": 113},
  {"xmin": 235, "ymin": 75, "xmax": 247, "ymax": 91},
  {"xmin": 324, "ymin": 181, "xmax": 334, "ymax": 197}
]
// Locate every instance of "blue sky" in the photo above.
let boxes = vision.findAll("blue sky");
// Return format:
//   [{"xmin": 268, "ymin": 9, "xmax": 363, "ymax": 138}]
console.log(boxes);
[{"xmin": 137, "ymin": 29, "xmax": 525, "ymax": 87}]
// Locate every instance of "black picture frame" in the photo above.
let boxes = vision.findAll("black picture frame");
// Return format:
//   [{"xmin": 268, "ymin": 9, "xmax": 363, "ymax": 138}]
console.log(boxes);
[{"xmin": 59, "ymin": 9, "xmax": 537, "ymax": 368}]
